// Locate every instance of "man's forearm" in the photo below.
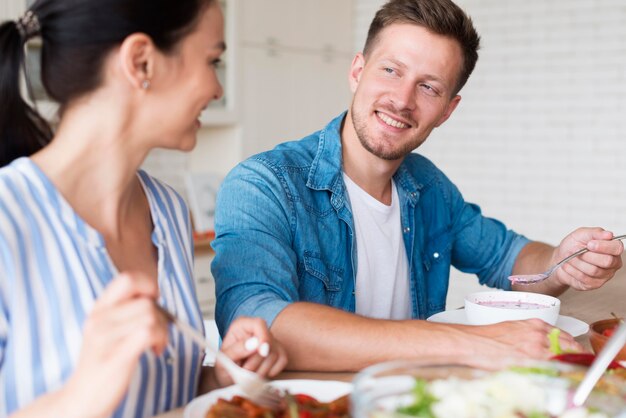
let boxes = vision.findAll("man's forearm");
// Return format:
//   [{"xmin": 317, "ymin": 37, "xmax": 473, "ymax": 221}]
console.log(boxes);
[
  {"xmin": 271, "ymin": 302, "xmax": 484, "ymax": 371},
  {"xmin": 270, "ymin": 302, "xmax": 583, "ymax": 372},
  {"xmin": 511, "ymin": 241, "xmax": 569, "ymax": 296}
]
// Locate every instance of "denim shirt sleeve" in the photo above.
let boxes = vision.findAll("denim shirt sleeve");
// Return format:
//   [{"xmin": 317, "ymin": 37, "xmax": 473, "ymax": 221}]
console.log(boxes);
[
  {"xmin": 445, "ymin": 179, "xmax": 530, "ymax": 290},
  {"xmin": 211, "ymin": 158, "xmax": 299, "ymax": 335}
]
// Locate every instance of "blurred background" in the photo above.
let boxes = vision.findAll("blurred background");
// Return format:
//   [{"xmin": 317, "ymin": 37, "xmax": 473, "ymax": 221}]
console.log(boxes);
[{"xmin": 2, "ymin": 0, "xmax": 626, "ymax": 314}]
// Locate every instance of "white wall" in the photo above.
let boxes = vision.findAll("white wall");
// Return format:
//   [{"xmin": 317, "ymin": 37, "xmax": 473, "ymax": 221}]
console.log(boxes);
[{"xmin": 355, "ymin": 0, "xmax": 626, "ymax": 307}]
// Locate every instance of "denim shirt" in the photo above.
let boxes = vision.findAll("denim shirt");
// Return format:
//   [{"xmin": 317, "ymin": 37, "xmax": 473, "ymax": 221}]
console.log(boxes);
[{"xmin": 212, "ymin": 112, "xmax": 529, "ymax": 335}]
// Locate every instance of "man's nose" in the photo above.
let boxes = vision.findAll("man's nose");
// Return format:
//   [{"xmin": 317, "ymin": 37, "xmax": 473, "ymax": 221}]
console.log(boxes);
[{"xmin": 390, "ymin": 81, "xmax": 417, "ymax": 112}]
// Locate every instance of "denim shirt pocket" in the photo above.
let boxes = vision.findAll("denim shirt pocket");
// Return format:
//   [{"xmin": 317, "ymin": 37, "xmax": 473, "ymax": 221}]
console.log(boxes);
[
  {"xmin": 422, "ymin": 230, "xmax": 453, "ymax": 315},
  {"xmin": 300, "ymin": 252, "xmax": 343, "ymax": 306}
]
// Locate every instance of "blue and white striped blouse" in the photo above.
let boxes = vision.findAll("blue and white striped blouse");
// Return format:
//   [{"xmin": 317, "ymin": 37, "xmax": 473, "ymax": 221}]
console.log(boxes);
[{"xmin": 0, "ymin": 158, "xmax": 204, "ymax": 417}]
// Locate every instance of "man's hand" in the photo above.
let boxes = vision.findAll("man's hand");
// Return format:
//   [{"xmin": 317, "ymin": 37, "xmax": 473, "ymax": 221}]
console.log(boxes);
[
  {"xmin": 550, "ymin": 227, "xmax": 623, "ymax": 291},
  {"xmin": 460, "ymin": 319, "xmax": 583, "ymax": 369}
]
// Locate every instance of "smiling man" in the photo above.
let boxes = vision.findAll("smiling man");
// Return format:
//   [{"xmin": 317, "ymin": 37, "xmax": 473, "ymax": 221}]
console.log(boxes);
[{"xmin": 211, "ymin": 0, "xmax": 623, "ymax": 371}]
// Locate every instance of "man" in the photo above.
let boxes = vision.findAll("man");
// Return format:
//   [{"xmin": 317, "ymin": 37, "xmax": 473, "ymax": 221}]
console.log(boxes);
[{"xmin": 211, "ymin": 0, "xmax": 623, "ymax": 371}]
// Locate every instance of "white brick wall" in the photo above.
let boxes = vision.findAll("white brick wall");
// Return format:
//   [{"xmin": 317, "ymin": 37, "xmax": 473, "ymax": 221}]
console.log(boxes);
[
  {"xmin": 355, "ymin": 0, "xmax": 626, "ymax": 305},
  {"xmin": 427, "ymin": 0, "xmax": 626, "ymax": 244}
]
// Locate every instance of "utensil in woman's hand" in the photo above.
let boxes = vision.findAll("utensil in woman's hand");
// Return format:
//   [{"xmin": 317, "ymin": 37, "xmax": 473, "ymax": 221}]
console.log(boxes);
[
  {"xmin": 508, "ymin": 234, "xmax": 626, "ymax": 285},
  {"xmin": 155, "ymin": 304, "xmax": 282, "ymax": 408},
  {"xmin": 571, "ymin": 320, "xmax": 626, "ymax": 407}
]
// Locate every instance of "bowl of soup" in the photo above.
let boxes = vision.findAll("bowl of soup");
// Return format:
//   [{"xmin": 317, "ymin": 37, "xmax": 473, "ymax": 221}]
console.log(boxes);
[{"xmin": 464, "ymin": 290, "xmax": 560, "ymax": 326}]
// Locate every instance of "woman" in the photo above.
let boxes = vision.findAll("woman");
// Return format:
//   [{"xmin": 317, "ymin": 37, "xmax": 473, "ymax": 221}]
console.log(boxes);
[{"xmin": 0, "ymin": 0, "xmax": 287, "ymax": 417}]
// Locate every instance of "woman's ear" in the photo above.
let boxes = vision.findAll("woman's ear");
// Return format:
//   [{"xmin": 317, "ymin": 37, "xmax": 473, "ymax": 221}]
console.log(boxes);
[{"xmin": 118, "ymin": 33, "xmax": 156, "ymax": 90}]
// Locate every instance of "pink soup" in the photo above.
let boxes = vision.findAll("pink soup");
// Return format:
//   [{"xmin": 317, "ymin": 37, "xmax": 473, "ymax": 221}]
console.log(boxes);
[{"xmin": 476, "ymin": 300, "xmax": 550, "ymax": 309}]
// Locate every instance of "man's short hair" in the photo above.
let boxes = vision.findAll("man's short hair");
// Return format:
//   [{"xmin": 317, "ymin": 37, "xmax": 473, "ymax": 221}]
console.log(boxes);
[{"xmin": 364, "ymin": 0, "xmax": 480, "ymax": 95}]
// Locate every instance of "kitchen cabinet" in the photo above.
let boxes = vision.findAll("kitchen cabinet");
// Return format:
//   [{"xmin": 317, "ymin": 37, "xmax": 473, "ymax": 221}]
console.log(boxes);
[
  {"xmin": 237, "ymin": 0, "xmax": 354, "ymax": 157},
  {"xmin": 239, "ymin": 44, "xmax": 352, "ymax": 157},
  {"xmin": 239, "ymin": 0, "xmax": 353, "ymax": 53}
]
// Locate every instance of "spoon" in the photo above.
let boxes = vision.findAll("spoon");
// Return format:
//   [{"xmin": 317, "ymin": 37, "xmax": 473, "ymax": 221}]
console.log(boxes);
[{"xmin": 509, "ymin": 234, "xmax": 626, "ymax": 285}]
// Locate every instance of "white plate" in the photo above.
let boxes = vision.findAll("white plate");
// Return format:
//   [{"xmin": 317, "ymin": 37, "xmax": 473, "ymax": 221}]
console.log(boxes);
[
  {"xmin": 427, "ymin": 309, "xmax": 589, "ymax": 337},
  {"xmin": 184, "ymin": 379, "xmax": 352, "ymax": 418}
]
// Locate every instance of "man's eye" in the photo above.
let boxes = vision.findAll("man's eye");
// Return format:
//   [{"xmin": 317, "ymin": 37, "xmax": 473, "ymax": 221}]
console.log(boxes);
[
  {"xmin": 383, "ymin": 67, "xmax": 394, "ymax": 74},
  {"xmin": 421, "ymin": 84, "xmax": 439, "ymax": 96}
]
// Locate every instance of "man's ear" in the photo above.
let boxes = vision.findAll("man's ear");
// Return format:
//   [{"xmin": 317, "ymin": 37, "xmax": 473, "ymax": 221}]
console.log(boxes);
[
  {"xmin": 348, "ymin": 52, "xmax": 366, "ymax": 93},
  {"xmin": 436, "ymin": 95, "xmax": 462, "ymax": 127},
  {"xmin": 117, "ymin": 33, "xmax": 156, "ymax": 90}
]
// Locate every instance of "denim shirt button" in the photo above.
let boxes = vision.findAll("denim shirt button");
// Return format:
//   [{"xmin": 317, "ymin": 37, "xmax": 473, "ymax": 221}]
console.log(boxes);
[
  {"xmin": 403, "ymin": 227, "xmax": 410, "ymax": 233},
  {"xmin": 433, "ymin": 252, "xmax": 440, "ymax": 259}
]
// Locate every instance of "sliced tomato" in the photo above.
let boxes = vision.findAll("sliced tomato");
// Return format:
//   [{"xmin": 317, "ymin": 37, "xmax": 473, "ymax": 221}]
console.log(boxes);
[
  {"xmin": 294, "ymin": 394, "xmax": 318, "ymax": 405},
  {"xmin": 602, "ymin": 327, "xmax": 616, "ymax": 337},
  {"xmin": 551, "ymin": 353, "xmax": 624, "ymax": 369}
]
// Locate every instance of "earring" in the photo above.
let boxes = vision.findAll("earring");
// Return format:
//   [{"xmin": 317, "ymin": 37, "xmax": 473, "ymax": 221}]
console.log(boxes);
[{"xmin": 141, "ymin": 79, "xmax": 151, "ymax": 90}]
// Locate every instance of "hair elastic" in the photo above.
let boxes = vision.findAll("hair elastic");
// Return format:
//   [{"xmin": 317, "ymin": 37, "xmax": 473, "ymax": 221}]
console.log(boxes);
[{"xmin": 15, "ymin": 10, "xmax": 41, "ymax": 41}]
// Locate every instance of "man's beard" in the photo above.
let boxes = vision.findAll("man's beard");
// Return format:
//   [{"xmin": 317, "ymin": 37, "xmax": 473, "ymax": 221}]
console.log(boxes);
[{"xmin": 350, "ymin": 102, "xmax": 420, "ymax": 161}]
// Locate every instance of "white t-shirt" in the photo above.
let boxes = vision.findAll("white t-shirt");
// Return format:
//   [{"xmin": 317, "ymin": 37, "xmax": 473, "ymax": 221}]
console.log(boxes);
[{"xmin": 343, "ymin": 173, "xmax": 411, "ymax": 320}]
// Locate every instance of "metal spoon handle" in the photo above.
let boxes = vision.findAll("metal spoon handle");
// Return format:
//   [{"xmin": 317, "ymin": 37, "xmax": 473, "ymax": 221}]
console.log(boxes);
[
  {"xmin": 548, "ymin": 234, "xmax": 626, "ymax": 276},
  {"xmin": 572, "ymin": 320, "xmax": 626, "ymax": 406}
]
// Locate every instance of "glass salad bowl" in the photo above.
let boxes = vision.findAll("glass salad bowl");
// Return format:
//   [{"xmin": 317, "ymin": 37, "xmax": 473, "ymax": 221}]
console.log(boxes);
[{"xmin": 351, "ymin": 360, "xmax": 626, "ymax": 418}]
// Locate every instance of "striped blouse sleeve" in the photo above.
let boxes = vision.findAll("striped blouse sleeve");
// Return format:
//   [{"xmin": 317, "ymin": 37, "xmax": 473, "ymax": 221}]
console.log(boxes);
[{"xmin": 0, "ymin": 240, "xmax": 9, "ymax": 370}]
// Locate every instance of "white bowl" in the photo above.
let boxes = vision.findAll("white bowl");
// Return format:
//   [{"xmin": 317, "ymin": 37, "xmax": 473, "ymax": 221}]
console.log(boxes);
[{"xmin": 464, "ymin": 291, "xmax": 560, "ymax": 326}]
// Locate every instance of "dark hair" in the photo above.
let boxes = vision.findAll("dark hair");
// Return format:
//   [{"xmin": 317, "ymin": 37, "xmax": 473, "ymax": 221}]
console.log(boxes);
[
  {"xmin": 0, "ymin": 0, "xmax": 214, "ymax": 167},
  {"xmin": 363, "ymin": 0, "xmax": 480, "ymax": 95}
]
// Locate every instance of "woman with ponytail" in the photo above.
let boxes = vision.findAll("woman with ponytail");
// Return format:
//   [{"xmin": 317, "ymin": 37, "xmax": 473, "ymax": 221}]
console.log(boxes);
[
  {"xmin": 0, "ymin": 1, "xmax": 286, "ymax": 417},
  {"xmin": 0, "ymin": 11, "xmax": 52, "ymax": 166}
]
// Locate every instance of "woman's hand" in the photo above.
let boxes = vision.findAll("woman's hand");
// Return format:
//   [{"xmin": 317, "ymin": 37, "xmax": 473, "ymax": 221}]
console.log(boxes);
[
  {"xmin": 59, "ymin": 272, "xmax": 168, "ymax": 418},
  {"xmin": 214, "ymin": 317, "xmax": 288, "ymax": 388}
]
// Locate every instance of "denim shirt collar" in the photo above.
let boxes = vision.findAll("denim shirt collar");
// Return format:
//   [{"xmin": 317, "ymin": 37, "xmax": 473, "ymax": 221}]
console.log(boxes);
[{"xmin": 306, "ymin": 111, "xmax": 424, "ymax": 207}]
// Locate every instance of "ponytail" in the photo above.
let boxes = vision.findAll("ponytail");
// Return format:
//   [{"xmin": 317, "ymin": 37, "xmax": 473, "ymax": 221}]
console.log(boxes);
[
  {"xmin": 0, "ymin": 0, "xmax": 214, "ymax": 168},
  {"xmin": 0, "ymin": 18, "xmax": 52, "ymax": 167}
]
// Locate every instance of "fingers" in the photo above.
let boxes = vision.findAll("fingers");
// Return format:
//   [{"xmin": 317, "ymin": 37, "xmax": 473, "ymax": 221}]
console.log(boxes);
[
  {"xmin": 266, "ymin": 343, "xmax": 288, "ymax": 377},
  {"xmin": 83, "ymin": 297, "xmax": 169, "ymax": 360},
  {"xmin": 556, "ymin": 329, "xmax": 584, "ymax": 353},
  {"xmin": 81, "ymin": 272, "xmax": 168, "ymax": 366},
  {"xmin": 221, "ymin": 317, "xmax": 272, "ymax": 348},
  {"xmin": 566, "ymin": 227, "xmax": 612, "ymax": 244},
  {"xmin": 481, "ymin": 319, "xmax": 583, "ymax": 361},
  {"xmin": 218, "ymin": 316, "xmax": 288, "ymax": 380},
  {"xmin": 95, "ymin": 271, "xmax": 160, "ymax": 309},
  {"xmin": 555, "ymin": 228, "xmax": 624, "ymax": 290}
]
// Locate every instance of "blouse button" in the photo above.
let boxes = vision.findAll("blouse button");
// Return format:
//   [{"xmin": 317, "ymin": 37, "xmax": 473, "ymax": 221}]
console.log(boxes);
[{"xmin": 433, "ymin": 252, "xmax": 440, "ymax": 259}]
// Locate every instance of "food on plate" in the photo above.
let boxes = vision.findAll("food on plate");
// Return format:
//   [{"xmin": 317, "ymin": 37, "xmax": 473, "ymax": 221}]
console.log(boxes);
[
  {"xmin": 389, "ymin": 366, "xmax": 626, "ymax": 418},
  {"xmin": 205, "ymin": 392, "xmax": 349, "ymax": 418},
  {"xmin": 552, "ymin": 353, "xmax": 625, "ymax": 370},
  {"xmin": 603, "ymin": 326, "xmax": 616, "ymax": 337}
]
